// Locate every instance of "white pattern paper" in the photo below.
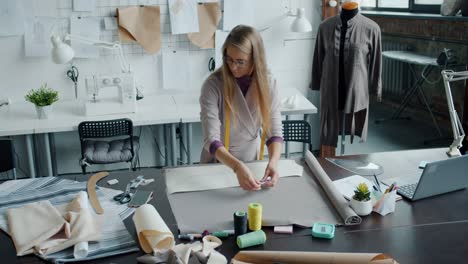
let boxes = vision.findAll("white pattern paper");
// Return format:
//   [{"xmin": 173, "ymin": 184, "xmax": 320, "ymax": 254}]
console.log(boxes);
[
  {"xmin": 214, "ymin": 30, "xmax": 229, "ymax": 69},
  {"xmin": 168, "ymin": 0, "xmax": 199, "ymax": 34},
  {"xmin": 0, "ymin": 0, "xmax": 25, "ymax": 36},
  {"xmin": 222, "ymin": 0, "xmax": 254, "ymax": 31},
  {"xmin": 73, "ymin": 0, "xmax": 95, "ymax": 12},
  {"xmin": 162, "ymin": 50, "xmax": 191, "ymax": 90},
  {"xmin": 70, "ymin": 16, "xmax": 100, "ymax": 58},
  {"xmin": 24, "ymin": 17, "xmax": 56, "ymax": 57}
]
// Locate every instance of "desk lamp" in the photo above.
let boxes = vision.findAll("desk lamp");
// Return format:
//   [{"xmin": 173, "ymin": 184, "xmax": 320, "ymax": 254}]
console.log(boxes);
[
  {"xmin": 441, "ymin": 70, "xmax": 467, "ymax": 157},
  {"xmin": 50, "ymin": 34, "xmax": 132, "ymax": 99},
  {"xmin": 259, "ymin": 8, "xmax": 312, "ymax": 33}
]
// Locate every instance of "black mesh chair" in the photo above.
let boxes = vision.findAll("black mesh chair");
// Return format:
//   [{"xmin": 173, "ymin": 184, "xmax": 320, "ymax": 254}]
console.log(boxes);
[
  {"xmin": 0, "ymin": 138, "xmax": 17, "ymax": 180},
  {"xmin": 282, "ymin": 120, "xmax": 312, "ymax": 155},
  {"xmin": 78, "ymin": 118, "xmax": 140, "ymax": 174}
]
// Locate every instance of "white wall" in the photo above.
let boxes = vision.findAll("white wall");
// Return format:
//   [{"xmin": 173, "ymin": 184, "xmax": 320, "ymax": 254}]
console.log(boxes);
[{"xmin": 0, "ymin": 0, "xmax": 321, "ymax": 177}]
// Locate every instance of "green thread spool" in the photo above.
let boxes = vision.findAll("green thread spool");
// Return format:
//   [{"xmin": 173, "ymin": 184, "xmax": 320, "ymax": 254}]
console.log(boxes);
[
  {"xmin": 236, "ymin": 230, "xmax": 266, "ymax": 248},
  {"xmin": 212, "ymin": 231, "xmax": 229, "ymax": 238},
  {"xmin": 248, "ymin": 203, "xmax": 262, "ymax": 231}
]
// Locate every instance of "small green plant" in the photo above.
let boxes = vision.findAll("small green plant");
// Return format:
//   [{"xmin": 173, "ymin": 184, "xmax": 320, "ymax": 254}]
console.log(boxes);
[
  {"xmin": 353, "ymin": 183, "xmax": 371, "ymax": 202},
  {"xmin": 25, "ymin": 83, "xmax": 59, "ymax": 107}
]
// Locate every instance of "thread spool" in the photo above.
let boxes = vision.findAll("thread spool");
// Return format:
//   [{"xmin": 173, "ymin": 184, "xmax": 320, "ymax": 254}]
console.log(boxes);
[
  {"xmin": 234, "ymin": 211, "xmax": 248, "ymax": 236},
  {"xmin": 236, "ymin": 230, "xmax": 266, "ymax": 249},
  {"xmin": 248, "ymin": 203, "xmax": 262, "ymax": 231}
]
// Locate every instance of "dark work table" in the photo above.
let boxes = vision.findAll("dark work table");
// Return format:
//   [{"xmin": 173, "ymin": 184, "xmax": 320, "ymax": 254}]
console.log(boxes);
[{"xmin": 1, "ymin": 148, "xmax": 467, "ymax": 264}]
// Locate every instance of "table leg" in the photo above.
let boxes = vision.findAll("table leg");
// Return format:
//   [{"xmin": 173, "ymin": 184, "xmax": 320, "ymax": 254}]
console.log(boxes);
[
  {"xmin": 187, "ymin": 123, "xmax": 192, "ymax": 165},
  {"xmin": 49, "ymin": 133, "xmax": 57, "ymax": 176},
  {"xmin": 43, "ymin": 133, "xmax": 53, "ymax": 176},
  {"xmin": 171, "ymin": 123, "xmax": 177, "ymax": 167},
  {"xmin": 25, "ymin": 134, "xmax": 36, "ymax": 178},
  {"xmin": 164, "ymin": 124, "xmax": 169, "ymax": 167},
  {"xmin": 179, "ymin": 122, "xmax": 184, "ymax": 165},
  {"xmin": 303, "ymin": 114, "xmax": 308, "ymax": 156}
]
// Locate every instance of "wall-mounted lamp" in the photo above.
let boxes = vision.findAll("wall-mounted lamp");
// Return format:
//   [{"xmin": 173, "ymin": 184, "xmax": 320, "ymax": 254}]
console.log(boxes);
[{"xmin": 260, "ymin": 7, "xmax": 312, "ymax": 33}]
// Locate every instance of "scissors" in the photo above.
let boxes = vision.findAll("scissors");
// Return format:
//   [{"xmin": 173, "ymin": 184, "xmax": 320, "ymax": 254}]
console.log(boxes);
[
  {"xmin": 67, "ymin": 66, "xmax": 79, "ymax": 99},
  {"xmin": 113, "ymin": 175, "xmax": 146, "ymax": 204}
]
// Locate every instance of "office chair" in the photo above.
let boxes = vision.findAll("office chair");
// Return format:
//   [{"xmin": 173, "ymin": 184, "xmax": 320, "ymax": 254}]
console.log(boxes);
[
  {"xmin": 78, "ymin": 118, "xmax": 140, "ymax": 174},
  {"xmin": 282, "ymin": 120, "xmax": 312, "ymax": 155},
  {"xmin": 0, "ymin": 138, "xmax": 17, "ymax": 180}
]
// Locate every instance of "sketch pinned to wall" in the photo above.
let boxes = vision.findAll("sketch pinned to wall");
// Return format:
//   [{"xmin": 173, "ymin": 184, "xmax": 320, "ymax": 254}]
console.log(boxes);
[
  {"xmin": 24, "ymin": 17, "xmax": 56, "ymax": 57},
  {"xmin": 168, "ymin": 0, "xmax": 199, "ymax": 34},
  {"xmin": 70, "ymin": 16, "xmax": 100, "ymax": 58},
  {"xmin": 187, "ymin": 2, "xmax": 221, "ymax": 49},
  {"xmin": 73, "ymin": 0, "xmax": 95, "ymax": 12},
  {"xmin": 0, "ymin": 0, "xmax": 25, "ymax": 36},
  {"xmin": 214, "ymin": 30, "xmax": 229, "ymax": 70},
  {"xmin": 223, "ymin": 0, "xmax": 255, "ymax": 31},
  {"xmin": 162, "ymin": 50, "xmax": 191, "ymax": 90}
]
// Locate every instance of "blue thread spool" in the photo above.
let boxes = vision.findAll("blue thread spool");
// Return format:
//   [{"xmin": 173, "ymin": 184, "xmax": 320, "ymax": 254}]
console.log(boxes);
[
  {"xmin": 236, "ymin": 230, "xmax": 266, "ymax": 249},
  {"xmin": 234, "ymin": 211, "xmax": 248, "ymax": 236}
]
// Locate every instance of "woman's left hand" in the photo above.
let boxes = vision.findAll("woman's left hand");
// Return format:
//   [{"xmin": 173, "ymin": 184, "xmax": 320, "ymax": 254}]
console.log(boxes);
[{"xmin": 261, "ymin": 161, "xmax": 279, "ymax": 187}]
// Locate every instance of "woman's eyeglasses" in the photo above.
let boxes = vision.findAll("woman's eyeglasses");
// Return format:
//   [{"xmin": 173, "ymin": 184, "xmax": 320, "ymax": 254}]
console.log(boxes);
[{"xmin": 223, "ymin": 56, "xmax": 249, "ymax": 68}]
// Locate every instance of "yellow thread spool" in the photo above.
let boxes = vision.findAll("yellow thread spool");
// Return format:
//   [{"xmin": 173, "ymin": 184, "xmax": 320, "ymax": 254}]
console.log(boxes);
[{"xmin": 248, "ymin": 203, "xmax": 262, "ymax": 231}]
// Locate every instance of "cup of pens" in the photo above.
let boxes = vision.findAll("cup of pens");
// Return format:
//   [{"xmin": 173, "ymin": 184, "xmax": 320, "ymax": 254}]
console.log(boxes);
[{"xmin": 372, "ymin": 181, "xmax": 398, "ymax": 216}]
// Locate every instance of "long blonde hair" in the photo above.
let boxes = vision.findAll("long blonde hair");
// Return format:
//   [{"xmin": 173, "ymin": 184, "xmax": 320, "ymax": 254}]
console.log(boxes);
[{"xmin": 218, "ymin": 25, "xmax": 271, "ymax": 133}]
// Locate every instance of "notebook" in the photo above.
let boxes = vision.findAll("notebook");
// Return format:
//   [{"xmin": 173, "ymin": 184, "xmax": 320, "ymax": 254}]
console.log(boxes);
[{"xmin": 383, "ymin": 155, "xmax": 468, "ymax": 201}]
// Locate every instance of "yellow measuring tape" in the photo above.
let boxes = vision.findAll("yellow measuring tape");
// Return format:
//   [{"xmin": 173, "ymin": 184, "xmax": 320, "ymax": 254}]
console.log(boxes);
[{"xmin": 224, "ymin": 107, "xmax": 266, "ymax": 160}]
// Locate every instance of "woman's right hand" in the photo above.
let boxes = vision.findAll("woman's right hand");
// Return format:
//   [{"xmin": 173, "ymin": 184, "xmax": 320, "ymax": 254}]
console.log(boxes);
[{"xmin": 234, "ymin": 162, "xmax": 261, "ymax": 191}]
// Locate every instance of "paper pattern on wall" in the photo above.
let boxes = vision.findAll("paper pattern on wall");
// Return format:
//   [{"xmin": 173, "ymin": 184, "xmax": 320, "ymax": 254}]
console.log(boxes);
[
  {"xmin": 168, "ymin": 0, "xmax": 199, "ymax": 34},
  {"xmin": 223, "ymin": 0, "xmax": 254, "ymax": 31},
  {"xmin": 0, "ymin": 0, "xmax": 25, "ymax": 36},
  {"xmin": 162, "ymin": 50, "xmax": 191, "ymax": 90},
  {"xmin": 214, "ymin": 30, "xmax": 229, "ymax": 69},
  {"xmin": 117, "ymin": 6, "xmax": 161, "ymax": 54},
  {"xmin": 187, "ymin": 2, "xmax": 221, "ymax": 49},
  {"xmin": 24, "ymin": 17, "xmax": 56, "ymax": 57},
  {"xmin": 70, "ymin": 16, "xmax": 100, "ymax": 58}
]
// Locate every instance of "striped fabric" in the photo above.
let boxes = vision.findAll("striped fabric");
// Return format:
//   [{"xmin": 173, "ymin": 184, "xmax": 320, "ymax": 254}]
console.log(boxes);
[{"xmin": 0, "ymin": 177, "xmax": 139, "ymax": 263}]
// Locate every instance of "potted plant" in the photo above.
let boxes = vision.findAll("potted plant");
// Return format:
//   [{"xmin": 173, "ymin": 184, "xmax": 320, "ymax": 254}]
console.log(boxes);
[
  {"xmin": 350, "ymin": 183, "xmax": 372, "ymax": 216},
  {"xmin": 25, "ymin": 83, "xmax": 59, "ymax": 119}
]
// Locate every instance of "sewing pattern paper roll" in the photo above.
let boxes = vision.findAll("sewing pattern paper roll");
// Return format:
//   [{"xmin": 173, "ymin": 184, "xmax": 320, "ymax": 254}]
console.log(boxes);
[{"xmin": 133, "ymin": 204, "xmax": 174, "ymax": 253}]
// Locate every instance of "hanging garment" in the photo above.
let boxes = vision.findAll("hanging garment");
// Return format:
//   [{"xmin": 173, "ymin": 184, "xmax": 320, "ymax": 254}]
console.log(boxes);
[
  {"xmin": 311, "ymin": 13, "xmax": 382, "ymax": 147},
  {"xmin": 199, "ymin": 71, "xmax": 283, "ymax": 163}
]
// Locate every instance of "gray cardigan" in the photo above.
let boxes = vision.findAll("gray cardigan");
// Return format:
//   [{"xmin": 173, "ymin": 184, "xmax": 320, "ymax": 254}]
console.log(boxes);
[
  {"xmin": 311, "ymin": 13, "xmax": 382, "ymax": 147},
  {"xmin": 199, "ymin": 71, "xmax": 283, "ymax": 163}
]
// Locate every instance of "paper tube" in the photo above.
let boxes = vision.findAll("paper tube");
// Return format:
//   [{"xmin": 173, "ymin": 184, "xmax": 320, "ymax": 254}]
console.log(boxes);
[
  {"xmin": 305, "ymin": 151, "xmax": 361, "ymax": 225},
  {"xmin": 73, "ymin": 191, "xmax": 89, "ymax": 259},
  {"xmin": 187, "ymin": 3, "xmax": 221, "ymax": 49},
  {"xmin": 232, "ymin": 251, "xmax": 399, "ymax": 264},
  {"xmin": 133, "ymin": 204, "xmax": 174, "ymax": 253}
]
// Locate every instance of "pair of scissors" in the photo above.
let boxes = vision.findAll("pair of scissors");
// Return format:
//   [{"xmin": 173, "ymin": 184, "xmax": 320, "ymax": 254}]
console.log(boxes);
[
  {"xmin": 67, "ymin": 66, "xmax": 79, "ymax": 99},
  {"xmin": 114, "ymin": 182, "xmax": 133, "ymax": 204}
]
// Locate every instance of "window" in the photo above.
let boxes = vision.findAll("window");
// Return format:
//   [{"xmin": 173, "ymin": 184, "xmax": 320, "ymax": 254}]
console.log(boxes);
[{"xmin": 361, "ymin": 0, "xmax": 443, "ymax": 13}]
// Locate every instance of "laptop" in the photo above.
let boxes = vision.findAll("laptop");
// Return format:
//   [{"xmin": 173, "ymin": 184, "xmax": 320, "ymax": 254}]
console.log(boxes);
[{"xmin": 389, "ymin": 155, "xmax": 468, "ymax": 201}]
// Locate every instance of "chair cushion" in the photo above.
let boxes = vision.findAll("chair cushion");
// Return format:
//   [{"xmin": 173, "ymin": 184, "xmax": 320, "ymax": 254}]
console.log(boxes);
[{"xmin": 83, "ymin": 137, "xmax": 139, "ymax": 164}]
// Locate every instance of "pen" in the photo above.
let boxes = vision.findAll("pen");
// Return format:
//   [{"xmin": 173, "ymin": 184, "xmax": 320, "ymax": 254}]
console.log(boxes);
[
  {"xmin": 373, "ymin": 174, "xmax": 382, "ymax": 192},
  {"xmin": 385, "ymin": 182, "xmax": 396, "ymax": 194}
]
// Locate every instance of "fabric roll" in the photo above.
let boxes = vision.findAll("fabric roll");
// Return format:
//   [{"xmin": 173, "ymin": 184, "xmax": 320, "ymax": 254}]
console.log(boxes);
[
  {"xmin": 73, "ymin": 191, "xmax": 90, "ymax": 259},
  {"xmin": 117, "ymin": 6, "xmax": 161, "ymax": 54},
  {"xmin": 133, "ymin": 204, "xmax": 174, "ymax": 253},
  {"xmin": 304, "ymin": 151, "xmax": 361, "ymax": 225}
]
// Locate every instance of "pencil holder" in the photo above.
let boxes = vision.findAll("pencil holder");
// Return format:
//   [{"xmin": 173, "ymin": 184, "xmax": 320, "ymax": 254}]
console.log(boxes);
[{"xmin": 372, "ymin": 190, "xmax": 396, "ymax": 216}]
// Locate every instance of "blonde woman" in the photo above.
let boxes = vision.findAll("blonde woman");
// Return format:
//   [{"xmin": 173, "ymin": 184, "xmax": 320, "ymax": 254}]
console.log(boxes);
[{"xmin": 199, "ymin": 25, "xmax": 283, "ymax": 191}]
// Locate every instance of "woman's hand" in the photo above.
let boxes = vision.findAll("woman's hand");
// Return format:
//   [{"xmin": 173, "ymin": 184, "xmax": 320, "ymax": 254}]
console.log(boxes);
[
  {"xmin": 261, "ymin": 160, "xmax": 279, "ymax": 188},
  {"xmin": 234, "ymin": 162, "xmax": 261, "ymax": 191}
]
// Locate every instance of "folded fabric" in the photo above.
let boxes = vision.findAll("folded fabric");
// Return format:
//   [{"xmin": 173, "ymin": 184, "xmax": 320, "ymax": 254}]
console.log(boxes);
[
  {"xmin": 187, "ymin": 3, "xmax": 221, "ymax": 49},
  {"xmin": 7, "ymin": 192, "xmax": 102, "ymax": 257},
  {"xmin": 117, "ymin": 6, "xmax": 161, "ymax": 54}
]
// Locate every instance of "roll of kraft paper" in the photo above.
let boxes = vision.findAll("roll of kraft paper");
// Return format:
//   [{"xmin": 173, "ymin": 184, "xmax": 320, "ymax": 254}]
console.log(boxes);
[
  {"xmin": 234, "ymin": 211, "xmax": 248, "ymax": 236},
  {"xmin": 133, "ymin": 204, "xmax": 174, "ymax": 253},
  {"xmin": 248, "ymin": 203, "xmax": 262, "ymax": 231},
  {"xmin": 237, "ymin": 230, "xmax": 266, "ymax": 249}
]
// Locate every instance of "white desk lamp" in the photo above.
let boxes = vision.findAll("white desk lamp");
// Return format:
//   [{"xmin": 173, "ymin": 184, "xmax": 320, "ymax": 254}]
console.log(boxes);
[
  {"xmin": 260, "ymin": 7, "xmax": 312, "ymax": 33},
  {"xmin": 51, "ymin": 34, "xmax": 131, "ymax": 73},
  {"xmin": 441, "ymin": 70, "xmax": 466, "ymax": 157}
]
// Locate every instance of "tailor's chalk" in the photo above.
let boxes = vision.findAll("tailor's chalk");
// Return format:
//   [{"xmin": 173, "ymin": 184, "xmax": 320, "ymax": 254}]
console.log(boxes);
[
  {"xmin": 260, "ymin": 176, "xmax": 272, "ymax": 185},
  {"xmin": 419, "ymin": 161, "xmax": 428, "ymax": 169},
  {"xmin": 212, "ymin": 231, "xmax": 229, "ymax": 238},
  {"xmin": 107, "ymin": 179, "xmax": 118, "ymax": 185},
  {"xmin": 140, "ymin": 178, "xmax": 154, "ymax": 186},
  {"xmin": 274, "ymin": 225, "xmax": 293, "ymax": 234}
]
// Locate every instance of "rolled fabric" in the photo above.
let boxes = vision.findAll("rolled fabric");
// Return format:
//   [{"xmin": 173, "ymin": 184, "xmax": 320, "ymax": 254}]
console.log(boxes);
[
  {"xmin": 73, "ymin": 191, "xmax": 89, "ymax": 259},
  {"xmin": 133, "ymin": 204, "xmax": 174, "ymax": 253}
]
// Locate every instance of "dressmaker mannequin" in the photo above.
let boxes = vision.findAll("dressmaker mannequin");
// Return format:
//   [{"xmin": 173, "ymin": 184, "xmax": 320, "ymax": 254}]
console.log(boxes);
[{"xmin": 342, "ymin": 1, "xmax": 359, "ymax": 10}]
